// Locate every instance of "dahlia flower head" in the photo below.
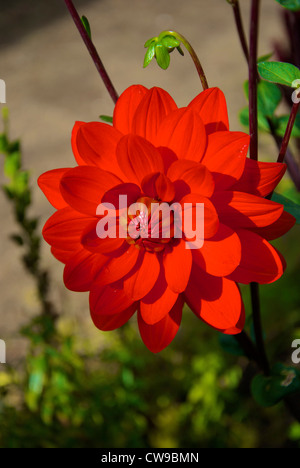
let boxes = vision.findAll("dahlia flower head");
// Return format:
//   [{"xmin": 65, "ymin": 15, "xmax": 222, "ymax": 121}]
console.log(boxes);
[{"xmin": 38, "ymin": 85, "xmax": 295, "ymax": 353}]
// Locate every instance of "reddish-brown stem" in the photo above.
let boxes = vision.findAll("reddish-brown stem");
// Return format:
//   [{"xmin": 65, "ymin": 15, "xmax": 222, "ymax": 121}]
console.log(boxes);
[
  {"xmin": 64, "ymin": 0, "xmax": 119, "ymax": 104},
  {"xmin": 248, "ymin": 0, "xmax": 260, "ymax": 161},
  {"xmin": 277, "ymin": 100, "xmax": 300, "ymax": 163},
  {"xmin": 231, "ymin": 1, "xmax": 249, "ymax": 63}
]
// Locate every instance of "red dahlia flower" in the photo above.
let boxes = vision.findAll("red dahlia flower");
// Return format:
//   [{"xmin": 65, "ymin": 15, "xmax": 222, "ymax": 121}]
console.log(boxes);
[{"xmin": 38, "ymin": 85, "xmax": 295, "ymax": 353}]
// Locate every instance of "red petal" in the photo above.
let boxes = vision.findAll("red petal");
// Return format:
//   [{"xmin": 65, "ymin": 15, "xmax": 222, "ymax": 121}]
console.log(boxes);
[
  {"xmin": 101, "ymin": 182, "xmax": 141, "ymax": 208},
  {"xmin": 116, "ymin": 134, "xmax": 164, "ymax": 185},
  {"xmin": 91, "ymin": 304, "xmax": 136, "ymax": 331},
  {"xmin": 60, "ymin": 166, "xmax": 122, "ymax": 215},
  {"xmin": 43, "ymin": 207, "xmax": 95, "ymax": 252},
  {"xmin": 51, "ymin": 246, "xmax": 74, "ymax": 264},
  {"xmin": 140, "ymin": 265, "xmax": 178, "ymax": 324},
  {"xmin": 123, "ymin": 251, "xmax": 160, "ymax": 301},
  {"xmin": 227, "ymin": 229, "xmax": 286, "ymax": 284},
  {"xmin": 180, "ymin": 193, "xmax": 219, "ymax": 240},
  {"xmin": 71, "ymin": 121, "xmax": 85, "ymax": 165},
  {"xmin": 157, "ymin": 146, "xmax": 178, "ymax": 173},
  {"xmin": 81, "ymin": 219, "xmax": 125, "ymax": 254},
  {"xmin": 164, "ymin": 239, "xmax": 192, "ymax": 293},
  {"xmin": 212, "ymin": 191, "xmax": 283, "ymax": 228},
  {"xmin": 193, "ymin": 223, "xmax": 241, "ymax": 277},
  {"xmin": 64, "ymin": 249, "xmax": 108, "ymax": 292},
  {"xmin": 250, "ymin": 210, "xmax": 296, "ymax": 240},
  {"xmin": 167, "ymin": 160, "xmax": 215, "ymax": 197},
  {"xmin": 201, "ymin": 131, "xmax": 249, "ymax": 190},
  {"xmin": 141, "ymin": 173, "xmax": 175, "ymax": 202},
  {"xmin": 113, "ymin": 85, "xmax": 148, "ymax": 134},
  {"xmin": 231, "ymin": 158, "xmax": 287, "ymax": 197},
  {"xmin": 138, "ymin": 296, "xmax": 183, "ymax": 353},
  {"xmin": 76, "ymin": 122, "xmax": 124, "ymax": 178},
  {"xmin": 90, "ymin": 282, "xmax": 135, "ymax": 316},
  {"xmin": 185, "ymin": 266, "xmax": 245, "ymax": 334},
  {"xmin": 155, "ymin": 108, "xmax": 207, "ymax": 162},
  {"xmin": 131, "ymin": 87, "xmax": 177, "ymax": 143},
  {"xmin": 38, "ymin": 168, "xmax": 70, "ymax": 210},
  {"xmin": 188, "ymin": 87, "xmax": 229, "ymax": 134},
  {"xmin": 93, "ymin": 245, "xmax": 140, "ymax": 285}
]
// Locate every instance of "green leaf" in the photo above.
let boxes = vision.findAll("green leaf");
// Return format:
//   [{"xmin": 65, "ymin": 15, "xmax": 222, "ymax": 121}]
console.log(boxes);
[
  {"xmin": 239, "ymin": 106, "xmax": 271, "ymax": 133},
  {"xmin": 251, "ymin": 363, "xmax": 300, "ymax": 407},
  {"xmin": 274, "ymin": 0, "xmax": 300, "ymax": 11},
  {"xmin": 272, "ymin": 192, "xmax": 300, "ymax": 224},
  {"xmin": 258, "ymin": 61, "xmax": 300, "ymax": 88},
  {"xmin": 143, "ymin": 42, "xmax": 156, "ymax": 68},
  {"xmin": 99, "ymin": 115, "xmax": 113, "ymax": 124},
  {"xmin": 176, "ymin": 45, "xmax": 185, "ymax": 56},
  {"xmin": 241, "ymin": 80, "xmax": 282, "ymax": 135},
  {"xmin": 257, "ymin": 52, "xmax": 273, "ymax": 63},
  {"xmin": 258, "ymin": 81, "xmax": 282, "ymax": 116},
  {"xmin": 244, "ymin": 80, "xmax": 282, "ymax": 115},
  {"xmin": 155, "ymin": 44, "xmax": 170, "ymax": 70},
  {"xmin": 271, "ymin": 114, "xmax": 300, "ymax": 138},
  {"xmin": 144, "ymin": 37, "xmax": 157, "ymax": 48},
  {"xmin": 4, "ymin": 151, "xmax": 21, "ymax": 178},
  {"xmin": 81, "ymin": 16, "xmax": 92, "ymax": 39},
  {"xmin": 161, "ymin": 35, "xmax": 181, "ymax": 49}
]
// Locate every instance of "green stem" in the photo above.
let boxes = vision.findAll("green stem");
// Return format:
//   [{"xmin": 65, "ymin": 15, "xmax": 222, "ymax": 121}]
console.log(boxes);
[{"xmin": 159, "ymin": 31, "xmax": 209, "ymax": 91}]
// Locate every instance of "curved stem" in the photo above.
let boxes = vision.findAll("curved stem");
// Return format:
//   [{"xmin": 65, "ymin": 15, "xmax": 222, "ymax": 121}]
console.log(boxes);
[
  {"xmin": 64, "ymin": 0, "xmax": 119, "ymax": 104},
  {"xmin": 230, "ymin": 0, "xmax": 249, "ymax": 63},
  {"xmin": 277, "ymin": 99, "xmax": 300, "ymax": 163},
  {"xmin": 159, "ymin": 31, "xmax": 209, "ymax": 91}
]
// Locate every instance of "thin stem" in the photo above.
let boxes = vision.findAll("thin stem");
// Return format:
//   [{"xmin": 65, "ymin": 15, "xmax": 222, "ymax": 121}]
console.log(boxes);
[
  {"xmin": 250, "ymin": 283, "xmax": 270, "ymax": 376},
  {"xmin": 248, "ymin": 0, "xmax": 260, "ymax": 160},
  {"xmin": 64, "ymin": 0, "xmax": 119, "ymax": 104},
  {"xmin": 234, "ymin": 330, "xmax": 260, "ymax": 366},
  {"xmin": 277, "ymin": 99, "xmax": 300, "ymax": 163},
  {"xmin": 267, "ymin": 116, "xmax": 300, "ymax": 193},
  {"xmin": 230, "ymin": 0, "xmax": 249, "ymax": 63},
  {"xmin": 160, "ymin": 31, "xmax": 209, "ymax": 91}
]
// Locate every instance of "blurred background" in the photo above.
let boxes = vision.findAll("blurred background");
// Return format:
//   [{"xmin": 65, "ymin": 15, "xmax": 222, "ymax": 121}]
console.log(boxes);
[{"xmin": 0, "ymin": 0, "xmax": 300, "ymax": 448}]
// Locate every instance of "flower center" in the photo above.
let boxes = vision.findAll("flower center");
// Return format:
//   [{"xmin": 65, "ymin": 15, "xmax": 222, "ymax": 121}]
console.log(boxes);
[{"xmin": 126, "ymin": 196, "xmax": 175, "ymax": 253}]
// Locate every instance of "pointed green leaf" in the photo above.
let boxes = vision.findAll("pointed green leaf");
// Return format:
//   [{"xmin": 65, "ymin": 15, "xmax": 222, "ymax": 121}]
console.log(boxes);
[
  {"xmin": 257, "ymin": 52, "xmax": 273, "ymax": 63},
  {"xmin": 176, "ymin": 45, "xmax": 185, "ymax": 56},
  {"xmin": 258, "ymin": 61, "xmax": 300, "ymax": 88},
  {"xmin": 143, "ymin": 42, "xmax": 156, "ymax": 68},
  {"xmin": 81, "ymin": 16, "xmax": 92, "ymax": 40},
  {"xmin": 274, "ymin": 0, "xmax": 300, "ymax": 11},
  {"xmin": 155, "ymin": 44, "xmax": 170, "ymax": 70},
  {"xmin": 161, "ymin": 35, "xmax": 181, "ymax": 49},
  {"xmin": 271, "ymin": 192, "xmax": 300, "ymax": 224},
  {"xmin": 144, "ymin": 37, "xmax": 157, "ymax": 48},
  {"xmin": 99, "ymin": 115, "xmax": 113, "ymax": 124}
]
